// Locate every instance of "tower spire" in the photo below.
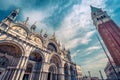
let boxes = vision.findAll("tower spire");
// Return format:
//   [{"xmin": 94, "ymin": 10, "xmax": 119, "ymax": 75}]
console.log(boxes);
[
  {"xmin": 24, "ymin": 17, "xmax": 29, "ymax": 25},
  {"xmin": 30, "ymin": 21, "xmax": 37, "ymax": 32},
  {"xmin": 8, "ymin": 8, "xmax": 20, "ymax": 21},
  {"xmin": 0, "ymin": 8, "xmax": 20, "ymax": 28},
  {"xmin": 91, "ymin": 5, "xmax": 120, "ymax": 68},
  {"xmin": 44, "ymin": 30, "xmax": 48, "ymax": 38},
  {"xmin": 90, "ymin": 5, "xmax": 101, "ymax": 13}
]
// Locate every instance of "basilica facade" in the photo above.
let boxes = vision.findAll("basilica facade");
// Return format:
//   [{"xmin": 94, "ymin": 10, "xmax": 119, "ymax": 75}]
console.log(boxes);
[{"xmin": 0, "ymin": 9, "xmax": 82, "ymax": 80}]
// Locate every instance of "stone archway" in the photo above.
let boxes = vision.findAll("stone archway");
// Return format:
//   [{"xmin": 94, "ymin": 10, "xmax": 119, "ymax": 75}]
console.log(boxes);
[
  {"xmin": 47, "ymin": 43, "xmax": 57, "ymax": 53},
  {"xmin": 23, "ymin": 51, "xmax": 44, "ymax": 80},
  {"xmin": 0, "ymin": 41, "xmax": 24, "ymax": 80},
  {"xmin": 47, "ymin": 54, "xmax": 62, "ymax": 80},
  {"xmin": 0, "ymin": 42, "xmax": 22, "ymax": 58},
  {"xmin": 48, "ymin": 54, "xmax": 62, "ymax": 67},
  {"xmin": 47, "ymin": 64, "xmax": 57, "ymax": 80}
]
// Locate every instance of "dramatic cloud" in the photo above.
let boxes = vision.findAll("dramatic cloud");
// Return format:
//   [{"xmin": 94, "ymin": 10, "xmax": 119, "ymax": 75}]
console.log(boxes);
[
  {"xmin": 56, "ymin": 0, "xmax": 107, "ymax": 49},
  {"xmin": 63, "ymin": 31, "xmax": 95, "ymax": 49},
  {"xmin": 86, "ymin": 46, "xmax": 101, "ymax": 51},
  {"xmin": 0, "ymin": 0, "xmax": 119, "ymax": 79}
]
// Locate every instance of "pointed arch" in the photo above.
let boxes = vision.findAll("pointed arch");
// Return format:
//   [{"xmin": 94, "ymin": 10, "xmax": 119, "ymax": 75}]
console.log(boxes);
[
  {"xmin": 47, "ymin": 43, "xmax": 57, "ymax": 53},
  {"xmin": 29, "ymin": 49, "xmax": 45, "ymax": 62},
  {"xmin": 24, "ymin": 50, "xmax": 44, "ymax": 80},
  {"xmin": 47, "ymin": 64, "xmax": 57, "ymax": 80},
  {"xmin": 48, "ymin": 54, "xmax": 62, "ymax": 68}
]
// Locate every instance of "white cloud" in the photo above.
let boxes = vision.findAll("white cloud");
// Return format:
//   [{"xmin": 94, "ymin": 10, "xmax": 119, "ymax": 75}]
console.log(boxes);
[
  {"xmin": 22, "ymin": 8, "xmax": 56, "ymax": 34},
  {"xmin": 71, "ymin": 44, "xmax": 101, "ymax": 58},
  {"xmin": 56, "ymin": 0, "xmax": 107, "ymax": 49},
  {"xmin": 23, "ymin": 10, "xmax": 46, "ymax": 24},
  {"xmin": 62, "ymin": 30, "xmax": 95, "ymax": 49},
  {"xmin": 71, "ymin": 51, "xmax": 78, "ymax": 58},
  {"xmin": 71, "ymin": 49, "xmax": 82, "ymax": 58},
  {"xmin": 86, "ymin": 46, "xmax": 101, "ymax": 51}
]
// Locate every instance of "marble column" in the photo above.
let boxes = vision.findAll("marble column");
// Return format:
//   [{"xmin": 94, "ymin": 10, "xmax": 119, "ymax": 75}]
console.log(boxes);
[
  {"xmin": 1, "ymin": 58, "xmax": 19, "ymax": 80},
  {"xmin": 12, "ymin": 56, "xmax": 28, "ymax": 80},
  {"xmin": 0, "ymin": 69, "xmax": 8, "ymax": 80},
  {"xmin": 59, "ymin": 67, "xmax": 64, "ymax": 80},
  {"xmin": 40, "ymin": 72, "xmax": 48, "ymax": 80},
  {"xmin": 18, "ymin": 57, "xmax": 29, "ymax": 80},
  {"xmin": 2, "ymin": 69, "xmax": 15, "ymax": 80},
  {"xmin": 59, "ymin": 74, "xmax": 64, "ymax": 80}
]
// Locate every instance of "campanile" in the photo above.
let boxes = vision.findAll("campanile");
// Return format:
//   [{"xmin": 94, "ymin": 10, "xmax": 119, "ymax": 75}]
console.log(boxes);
[{"xmin": 91, "ymin": 6, "xmax": 120, "ymax": 66}]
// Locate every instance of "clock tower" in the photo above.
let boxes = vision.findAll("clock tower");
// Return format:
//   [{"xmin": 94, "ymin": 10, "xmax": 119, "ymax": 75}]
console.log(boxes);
[{"xmin": 91, "ymin": 6, "xmax": 120, "ymax": 66}]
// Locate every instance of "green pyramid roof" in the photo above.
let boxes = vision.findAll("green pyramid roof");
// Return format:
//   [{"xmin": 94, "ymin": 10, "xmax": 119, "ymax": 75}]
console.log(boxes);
[{"xmin": 90, "ymin": 6, "xmax": 101, "ymax": 13}]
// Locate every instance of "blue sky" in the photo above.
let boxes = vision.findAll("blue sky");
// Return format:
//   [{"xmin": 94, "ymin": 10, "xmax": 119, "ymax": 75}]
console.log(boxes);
[{"xmin": 0, "ymin": 0, "xmax": 120, "ymax": 79}]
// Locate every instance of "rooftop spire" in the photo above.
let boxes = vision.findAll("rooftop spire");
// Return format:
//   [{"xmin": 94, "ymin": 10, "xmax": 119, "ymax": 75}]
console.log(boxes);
[
  {"xmin": 24, "ymin": 17, "xmax": 29, "ymax": 25},
  {"xmin": 44, "ymin": 30, "xmax": 48, "ymax": 38},
  {"xmin": 40, "ymin": 29, "xmax": 43, "ymax": 34},
  {"xmin": 15, "ymin": 8, "xmax": 20, "ymax": 13},
  {"xmin": 90, "ymin": 5, "xmax": 101, "ymax": 13},
  {"xmin": 30, "ymin": 21, "xmax": 37, "ymax": 32},
  {"xmin": 53, "ymin": 32, "xmax": 56, "ymax": 39}
]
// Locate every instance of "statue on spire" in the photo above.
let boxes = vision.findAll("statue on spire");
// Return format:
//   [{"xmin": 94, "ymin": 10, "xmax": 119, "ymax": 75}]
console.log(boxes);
[
  {"xmin": 40, "ymin": 29, "xmax": 43, "ymax": 34},
  {"xmin": 30, "ymin": 21, "xmax": 37, "ymax": 32},
  {"xmin": 24, "ymin": 17, "xmax": 29, "ymax": 25},
  {"xmin": 44, "ymin": 30, "xmax": 48, "ymax": 38},
  {"xmin": 0, "ymin": 8, "xmax": 20, "ymax": 27},
  {"xmin": 9, "ymin": 8, "xmax": 20, "ymax": 21}
]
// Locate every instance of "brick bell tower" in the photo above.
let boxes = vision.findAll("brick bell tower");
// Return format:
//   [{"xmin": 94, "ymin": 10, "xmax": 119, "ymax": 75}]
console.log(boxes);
[{"xmin": 91, "ymin": 6, "xmax": 120, "ymax": 66}]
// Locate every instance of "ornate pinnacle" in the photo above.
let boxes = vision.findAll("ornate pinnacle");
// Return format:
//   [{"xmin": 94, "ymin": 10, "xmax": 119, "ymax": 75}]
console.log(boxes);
[
  {"xmin": 30, "ymin": 21, "xmax": 37, "ymax": 32},
  {"xmin": 24, "ymin": 17, "xmax": 29, "ymax": 25}
]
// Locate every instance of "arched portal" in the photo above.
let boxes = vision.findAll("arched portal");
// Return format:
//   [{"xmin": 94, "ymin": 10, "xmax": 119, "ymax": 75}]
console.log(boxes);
[
  {"xmin": 47, "ymin": 43, "xmax": 57, "ymax": 53},
  {"xmin": 23, "ymin": 51, "xmax": 43, "ymax": 80},
  {"xmin": 47, "ymin": 54, "xmax": 62, "ymax": 80},
  {"xmin": 47, "ymin": 65, "xmax": 57, "ymax": 80},
  {"xmin": 64, "ymin": 63, "xmax": 69, "ymax": 80},
  {"xmin": 0, "ymin": 42, "xmax": 22, "ymax": 58},
  {"xmin": 0, "ymin": 42, "xmax": 23, "ymax": 80},
  {"xmin": 49, "ymin": 54, "xmax": 61, "ymax": 68}
]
